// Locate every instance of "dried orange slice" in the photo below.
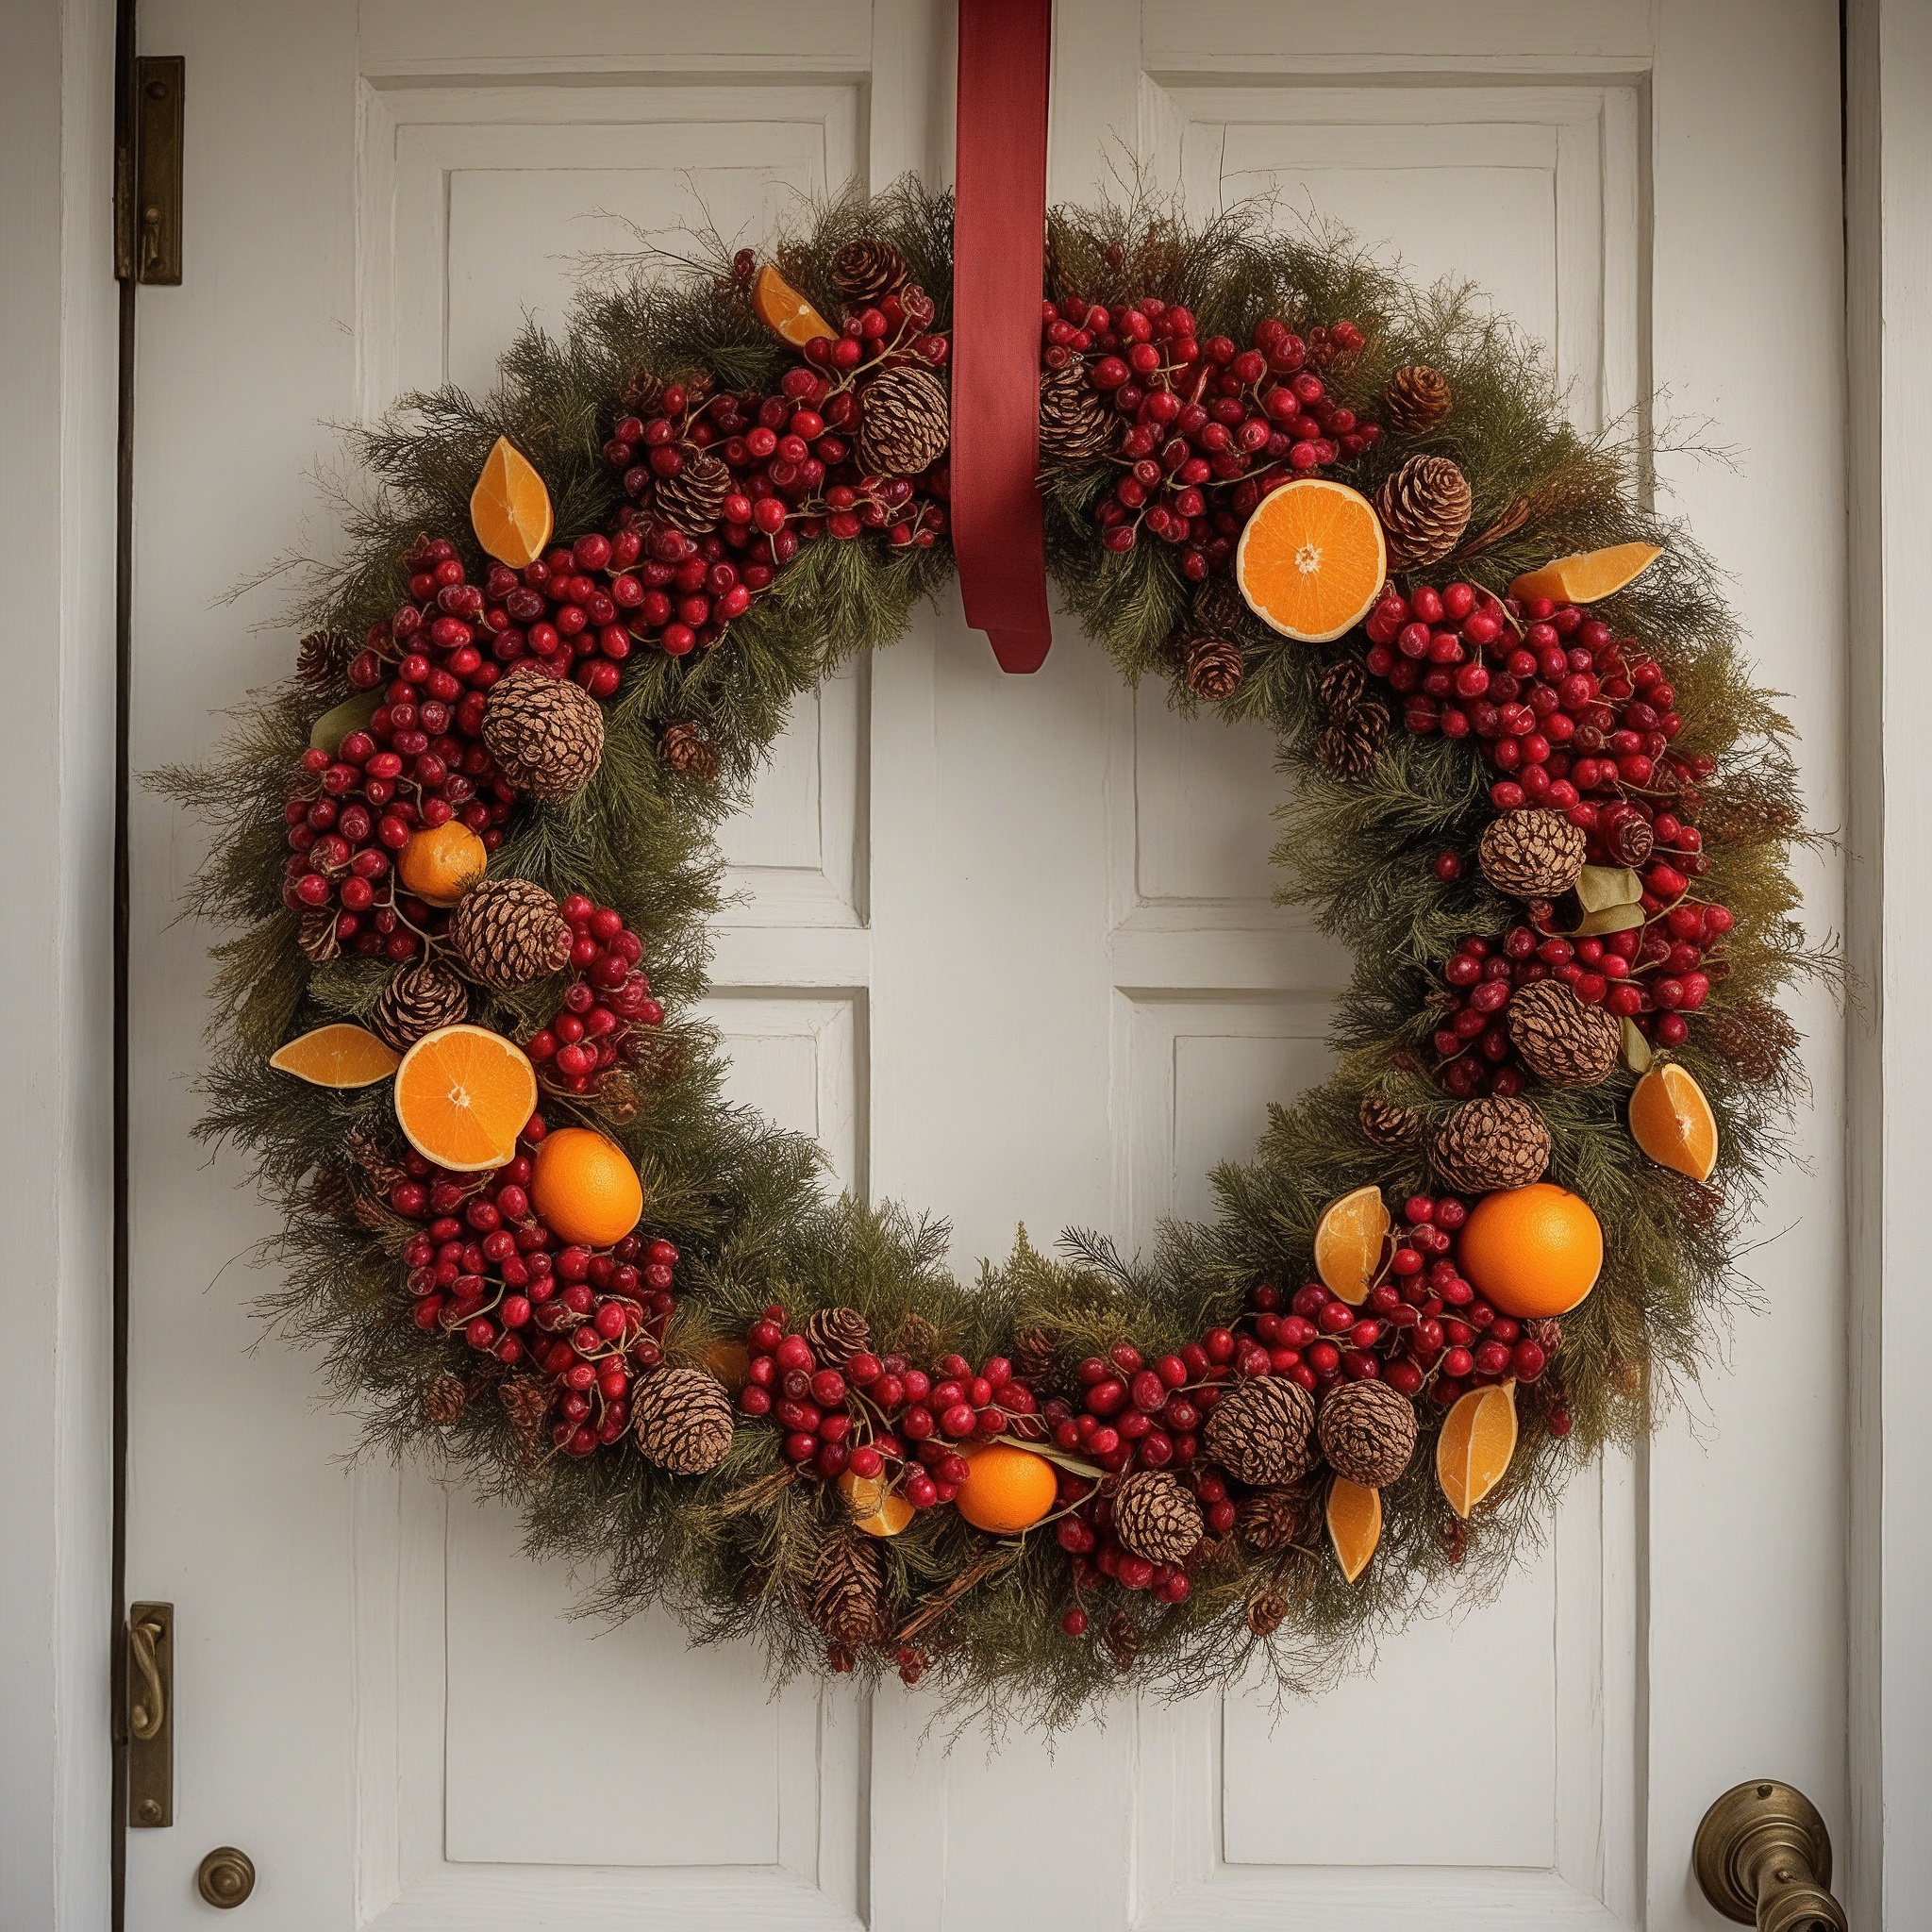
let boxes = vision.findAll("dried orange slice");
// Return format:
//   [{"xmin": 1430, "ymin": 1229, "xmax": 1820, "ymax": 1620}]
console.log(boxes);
[
  {"xmin": 1235, "ymin": 478, "xmax": 1387, "ymax": 641},
  {"xmin": 954, "ymin": 1442, "xmax": 1058, "ymax": 1535},
  {"xmin": 530, "ymin": 1126, "xmax": 644, "ymax": 1247},
  {"xmin": 751, "ymin": 262, "xmax": 834, "ymax": 348},
  {"xmin": 840, "ymin": 1468, "xmax": 915, "ymax": 1539},
  {"xmin": 469, "ymin": 435, "xmax": 554, "ymax": 570},
  {"xmin": 393, "ymin": 1024, "xmax": 537, "ymax": 1173},
  {"xmin": 1437, "ymin": 1382, "xmax": 1519, "ymax": 1519},
  {"xmin": 1313, "ymin": 1184, "xmax": 1392, "ymax": 1306},
  {"xmin": 1457, "ymin": 1181, "xmax": 1602, "ymax": 1319},
  {"xmin": 269, "ymin": 1022, "xmax": 402, "ymax": 1088},
  {"xmin": 1628, "ymin": 1061, "xmax": 1718, "ymax": 1182},
  {"xmin": 1325, "ymin": 1475, "xmax": 1382, "ymax": 1582},
  {"xmin": 1508, "ymin": 542, "xmax": 1661, "ymax": 606},
  {"xmin": 396, "ymin": 821, "xmax": 488, "ymax": 907}
]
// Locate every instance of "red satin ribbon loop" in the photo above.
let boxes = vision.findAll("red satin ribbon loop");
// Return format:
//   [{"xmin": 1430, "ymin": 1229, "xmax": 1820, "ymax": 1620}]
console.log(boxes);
[{"xmin": 952, "ymin": 0, "xmax": 1054, "ymax": 673}]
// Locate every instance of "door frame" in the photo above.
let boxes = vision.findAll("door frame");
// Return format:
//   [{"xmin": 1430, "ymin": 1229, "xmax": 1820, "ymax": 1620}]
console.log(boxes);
[{"xmin": 1, "ymin": 2, "xmax": 1924, "ymax": 1924}]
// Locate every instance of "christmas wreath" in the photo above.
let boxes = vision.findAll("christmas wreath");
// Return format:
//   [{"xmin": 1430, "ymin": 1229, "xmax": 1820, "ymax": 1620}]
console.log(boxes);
[{"xmin": 162, "ymin": 183, "xmax": 1817, "ymax": 1724}]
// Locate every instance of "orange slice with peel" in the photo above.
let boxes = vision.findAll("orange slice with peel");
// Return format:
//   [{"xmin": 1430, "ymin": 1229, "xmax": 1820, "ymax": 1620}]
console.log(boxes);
[
  {"xmin": 1325, "ymin": 1475, "xmax": 1383, "ymax": 1582},
  {"xmin": 393, "ymin": 1024, "xmax": 537, "ymax": 1173},
  {"xmin": 840, "ymin": 1469, "xmax": 915, "ymax": 1539},
  {"xmin": 1314, "ymin": 1184, "xmax": 1392, "ymax": 1306},
  {"xmin": 1628, "ymin": 1061, "xmax": 1718, "ymax": 1182},
  {"xmin": 469, "ymin": 436, "xmax": 554, "ymax": 570},
  {"xmin": 1235, "ymin": 478, "xmax": 1387, "ymax": 641},
  {"xmin": 397, "ymin": 821, "xmax": 488, "ymax": 907},
  {"xmin": 269, "ymin": 1022, "xmax": 402, "ymax": 1088},
  {"xmin": 751, "ymin": 263, "xmax": 835, "ymax": 347},
  {"xmin": 1437, "ymin": 1381, "xmax": 1520, "ymax": 1519},
  {"xmin": 954, "ymin": 1441, "xmax": 1058, "ymax": 1535},
  {"xmin": 1508, "ymin": 542, "xmax": 1661, "ymax": 606}
]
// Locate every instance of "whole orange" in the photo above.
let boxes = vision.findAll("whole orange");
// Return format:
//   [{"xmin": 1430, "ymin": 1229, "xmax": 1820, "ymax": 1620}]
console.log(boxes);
[
  {"xmin": 530, "ymin": 1126, "xmax": 643, "ymax": 1248},
  {"xmin": 1457, "ymin": 1181, "xmax": 1603, "ymax": 1318},
  {"xmin": 397, "ymin": 820, "xmax": 488, "ymax": 906},
  {"xmin": 954, "ymin": 1443, "xmax": 1058, "ymax": 1535}
]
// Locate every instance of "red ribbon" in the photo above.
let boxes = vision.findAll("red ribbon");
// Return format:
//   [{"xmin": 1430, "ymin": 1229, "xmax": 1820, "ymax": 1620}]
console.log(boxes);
[{"xmin": 952, "ymin": 0, "xmax": 1054, "ymax": 673}]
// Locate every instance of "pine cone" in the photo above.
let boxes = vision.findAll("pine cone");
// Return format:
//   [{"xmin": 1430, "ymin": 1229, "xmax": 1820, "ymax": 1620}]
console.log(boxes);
[
  {"xmin": 808, "ymin": 1536, "xmax": 884, "ymax": 1647},
  {"xmin": 1702, "ymin": 1000, "xmax": 1800, "ymax": 1088},
  {"xmin": 1101, "ymin": 1607, "xmax": 1141, "ymax": 1674},
  {"xmin": 632, "ymin": 1364, "xmax": 735, "ymax": 1474},
  {"xmin": 1183, "ymin": 633, "xmax": 1245, "ymax": 701},
  {"xmin": 804, "ymin": 1307, "xmax": 871, "ymax": 1368},
  {"xmin": 856, "ymin": 365, "xmax": 950, "ymax": 475},
  {"xmin": 1317, "ymin": 700, "xmax": 1390, "ymax": 777},
  {"xmin": 1457, "ymin": 494, "xmax": 1532, "ymax": 560},
  {"xmin": 892, "ymin": 1313, "xmax": 938, "ymax": 1362},
  {"xmin": 1245, "ymin": 1589, "xmax": 1288, "ymax": 1638},
  {"xmin": 658, "ymin": 721, "xmax": 721, "ymax": 784},
  {"xmin": 1011, "ymin": 1324, "xmax": 1063, "ymax": 1384},
  {"xmin": 296, "ymin": 628, "xmax": 352, "ymax": 686},
  {"xmin": 449, "ymin": 876, "xmax": 573, "ymax": 991},
  {"xmin": 1597, "ymin": 803, "xmax": 1656, "ymax": 869},
  {"xmin": 1318, "ymin": 658, "xmax": 1369, "ymax": 719},
  {"xmin": 297, "ymin": 905, "xmax": 341, "ymax": 964},
  {"xmin": 1358, "ymin": 1092, "xmax": 1424, "ymax": 1150},
  {"xmin": 1428, "ymin": 1096, "xmax": 1551, "ymax": 1192},
  {"xmin": 654, "ymin": 447, "xmax": 731, "ymax": 536},
  {"xmin": 371, "ymin": 958, "xmax": 470, "ymax": 1051},
  {"xmin": 621, "ymin": 369, "xmax": 666, "ymax": 418},
  {"xmin": 1191, "ymin": 576, "xmax": 1247, "ymax": 635},
  {"xmin": 1373, "ymin": 455, "xmax": 1473, "ymax": 571},
  {"xmin": 1507, "ymin": 977, "xmax": 1621, "ymax": 1088},
  {"xmin": 1110, "ymin": 1472, "xmax": 1204, "ymax": 1565},
  {"xmin": 498, "ymin": 1376, "xmax": 554, "ymax": 1464},
  {"xmin": 1477, "ymin": 808, "xmax": 1587, "ymax": 899},
  {"xmin": 1236, "ymin": 1485, "xmax": 1309, "ymax": 1552},
  {"xmin": 1316, "ymin": 1379, "xmax": 1418, "ymax": 1488},
  {"xmin": 1381, "ymin": 365, "xmax": 1453, "ymax": 437},
  {"xmin": 831, "ymin": 238, "xmax": 908, "ymax": 307},
  {"xmin": 481, "ymin": 664, "xmax": 605, "ymax": 802},
  {"xmin": 424, "ymin": 1373, "xmax": 467, "ymax": 1426},
  {"xmin": 1204, "ymin": 1376, "xmax": 1316, "ymax": 1486},
  {"xmin": 1038, "ymin": 362, "xmax": 1114, "ymax": 464},
  {"xmin": 308, "ymin": 1165, "xmax": 357, "ymax": 1222}
]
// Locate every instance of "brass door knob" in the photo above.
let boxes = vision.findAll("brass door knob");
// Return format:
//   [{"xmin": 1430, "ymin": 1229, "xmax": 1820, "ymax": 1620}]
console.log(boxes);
[
  {"xmin": 1693, "ymin": 1781, "xmax": 1845, "ymax": 1932},
  {"xmin": 195, "ymin": 1847, "xmax": 256, "ymax": 1909}
]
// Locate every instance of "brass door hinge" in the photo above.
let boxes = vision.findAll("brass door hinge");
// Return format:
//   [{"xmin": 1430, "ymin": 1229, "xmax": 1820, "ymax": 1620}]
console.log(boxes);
[
  {"xmin": 115, "ymin": 57, "xmax": 183, "ymax": 284},
  {"xmin": 126, "ymin": 1603, "xmax": 174, "ymax": 1827}
]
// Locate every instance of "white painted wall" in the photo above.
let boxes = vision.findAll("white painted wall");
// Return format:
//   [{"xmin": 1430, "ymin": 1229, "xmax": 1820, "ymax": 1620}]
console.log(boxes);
[{"xmin": 0, "ymin": 0, "xmax": 122, "ymax": 1926}]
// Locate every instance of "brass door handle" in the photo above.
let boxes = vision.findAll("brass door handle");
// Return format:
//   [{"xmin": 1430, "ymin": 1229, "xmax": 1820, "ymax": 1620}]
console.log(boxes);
[
  {"xmin": 128, "ymin": 1613, "xmax": 166, "ymax": 1741},
  {"xmin": 1694, "ymin": 1780, "xmax": 1846, "ymax": 1932}
]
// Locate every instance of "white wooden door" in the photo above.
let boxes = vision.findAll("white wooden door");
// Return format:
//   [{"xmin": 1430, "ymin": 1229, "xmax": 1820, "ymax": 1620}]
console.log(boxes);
[{"xmin": 126, "ymin": 3, "xmax": 1847, "ymax": 1928}]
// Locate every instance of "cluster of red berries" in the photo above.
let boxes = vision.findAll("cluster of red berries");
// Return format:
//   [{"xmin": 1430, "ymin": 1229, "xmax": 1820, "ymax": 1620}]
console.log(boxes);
[
  {"xmin": 387, "ymin": 1116, "xmax": 682, "ymax": 1458},
  {"xmin": 737, "ymin": 1311, "xmax": 1041, "ymax": 1499},
  {"xmin": 523, "ymin": 896, "xmax": 663, "ymax": 1096},
  {"xmin": 1045, "ymin": 301, "xmax": 1377, "ymax": 573}
]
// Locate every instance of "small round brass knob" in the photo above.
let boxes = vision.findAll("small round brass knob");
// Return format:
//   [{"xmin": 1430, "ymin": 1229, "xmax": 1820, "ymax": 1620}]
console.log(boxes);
[{"xmin": 195, "ymin": 1847, "xmax": 255, "ymax": 1909}]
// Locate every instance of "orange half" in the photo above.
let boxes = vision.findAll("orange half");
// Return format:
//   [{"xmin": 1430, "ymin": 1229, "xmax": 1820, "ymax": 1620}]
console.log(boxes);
[
  {"xmin": 1436, "ymin": 1382, "xmax": 1519, "ymax": 1519},
  {"xmin": 469, "ymin": 436, "xmax": 554, "ymax": 571},
  {"xmin": 840, "ymin": 1469, "xmax": 915, "ymax": 1539},
  {"xmin": 1235, "ymin": 478, "xmax": 1387, "ymax": 641},
  {"xmin": 1325, "ymin": 1476, "xmax": 1383, "ymax": 1582},
  {"xmin": 1628, "ymin": 1061, "xmax": 1719, "ymax": 1182},
  {"xmin": 393, "ymin": 1024, "xmax": 537, "ymax": 1173},
  {"xmin": 1314, "ymin": 1184, "xmax": 1392, "ymax": 1307},
  {"xmin": 751, "ymin": 263, "xmax": 835, "ymax": 347},
  {"xmin": 269, "ymin": 1022, "xmax": 402, "ymax": 1088},
  {"xmin": 1508, "ymin": 542, "xmax": 1661, "ymax": 606}
]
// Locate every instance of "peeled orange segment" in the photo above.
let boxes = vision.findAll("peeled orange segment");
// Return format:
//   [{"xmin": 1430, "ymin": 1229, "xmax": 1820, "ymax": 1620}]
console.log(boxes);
[
  {"xmin": 269, "ymin": 1023, "xmax": 403, "ymax": 1088},
  {"xmin": 1628, "ymin": 1061, "xmax": 1718, "ymax": 1182},
  {"xmin": 840, "ymin": 1469, "xmax": 915, "ymax": 1539},
  {"xmin": 397, "ymin": 820, "xmax": 488, "ymax": 907},
  {"xmin": 751, "ymin": 262, "xmax": 835, "ymax": 347},
  {"xmin": 469, "ymin": 435, "xmax": 554, "ymax": 571},
  {"xmin": 392, "ymin": 1024, "xmax": 537, "ymax": 1173},
  {"xmin": 1436, "ymin": 1381, "xmax": 1520, "ymax": 1519},
  {"xmin": 1508, "ymin": 542, "xmax": 1661, "ymax": 607},
  {"xmin": 1457, "ymin": 1181, "xmax": 1603, "ymax": 1319},
  {"xmin": 530, "ymin": 1125, "xmax": 644, "ymax": 1247},
  {"xmin": 954, "ymin": 1442, "xmax": 1058, "ymax": 1535},
  {"xmin": 1234, "ymin": 478, "xmax": 1388, "ymax": 641},
  {"xmin": 1325, "ymin": 1476, "xmax": 1383, "ymax": 1582},
  {"xmin": 1313, "ymin": 1184, "xmax": 1393, "ymax": 1306}
]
